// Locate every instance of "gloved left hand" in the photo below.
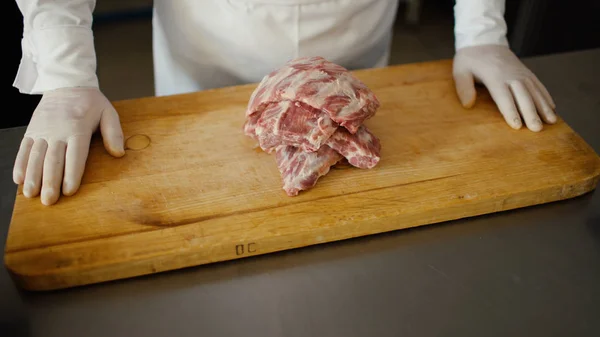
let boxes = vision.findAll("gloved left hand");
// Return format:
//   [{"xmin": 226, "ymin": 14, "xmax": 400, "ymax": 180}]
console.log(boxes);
[
  {"xmin": 13, "ymin": 87, "xmax": 125, "ymax": 206},
  {"xmin": 453, "ymin": 44, "xmax": 557, "ymax": 132}
]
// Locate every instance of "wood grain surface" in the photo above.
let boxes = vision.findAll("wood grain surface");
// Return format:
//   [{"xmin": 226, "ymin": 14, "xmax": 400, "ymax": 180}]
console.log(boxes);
[{"xmin": 4, "ymin": 59, "xmax": 600, "ymax": 291}]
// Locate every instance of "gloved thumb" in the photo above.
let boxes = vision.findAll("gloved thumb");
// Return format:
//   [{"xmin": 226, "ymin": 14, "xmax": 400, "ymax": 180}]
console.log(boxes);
[
  {"xmin": 453, "ymin": 71, "xmax": 477, "ymax": 109},
  {"xmin": 100, "ymin": 105, "xmax": 126, "ymax": 158}
]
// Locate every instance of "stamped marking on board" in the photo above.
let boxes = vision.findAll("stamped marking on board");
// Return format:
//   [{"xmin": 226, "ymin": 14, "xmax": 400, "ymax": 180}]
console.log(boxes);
[
  {"xmin": 235, "ymin": 243, "xmax": 257, "ymax": 256},
  {"xmin": 125, "ymin": 134, "xmax": 151, "ymax": 151}
]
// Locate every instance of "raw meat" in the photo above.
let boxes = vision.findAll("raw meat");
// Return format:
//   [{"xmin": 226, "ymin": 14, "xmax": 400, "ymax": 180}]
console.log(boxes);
[
  {"xmin": 248, "ymin": 100, "xmax": 337, "ymax": 153},
  {"xmin": 325, "ymin": 125, "xmax": 381, "ymax": 169},
  {"xmin": 245, "ymin": 109, "xmax": 381, "ymax": 169},
  {"xmin": 244, "ymin": 56, "xmax": 382, "ymax": 196},
  {"xmin": 243, "ymin": 113, "xmax": 260, "ymax": 142},
  {"xmin": 272, "ymin": 125, "xmax": 381, "ymax": 195},
  {"xmin": 246, "ymin": 56, "xmax": 380, "ymax": 134},
  {"xmin": 275, "ymin": 145, "xmax": 343, "ymax": 196}
]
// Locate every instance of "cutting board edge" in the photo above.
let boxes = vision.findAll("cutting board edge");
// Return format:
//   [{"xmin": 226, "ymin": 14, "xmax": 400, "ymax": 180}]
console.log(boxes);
[
  {"xmin": 107, "ymin": 58, "xmax": 454, "ymax": 106},
  {"xmin": 5, "ymin": 169, "xmax": 599, "ymax": 292}
]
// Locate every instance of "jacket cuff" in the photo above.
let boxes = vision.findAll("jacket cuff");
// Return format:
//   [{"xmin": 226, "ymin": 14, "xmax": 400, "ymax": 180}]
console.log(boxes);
[
  {"xmin": 13, "ymin": 26, "xmax": 99, "ymax": 94},
  {"xmin": 453, "ymin": 0, "xmax": 510, "ymax": 50}
]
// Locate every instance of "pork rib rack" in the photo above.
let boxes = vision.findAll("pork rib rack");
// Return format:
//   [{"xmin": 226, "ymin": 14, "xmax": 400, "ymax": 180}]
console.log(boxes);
[{"xmin": 244, "ymin": 56, "xmax": 382, "ymax": 196}]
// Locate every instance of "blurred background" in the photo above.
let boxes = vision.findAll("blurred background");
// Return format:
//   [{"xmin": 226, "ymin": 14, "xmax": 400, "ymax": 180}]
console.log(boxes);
[{"xmin": 3, "ymin": 0, "xmax": 600, "ymax": 129}]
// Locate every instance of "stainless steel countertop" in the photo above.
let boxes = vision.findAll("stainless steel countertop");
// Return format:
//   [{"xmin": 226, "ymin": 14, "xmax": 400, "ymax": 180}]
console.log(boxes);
[{"xmin": 2, "ymin": 49, "xmax": 600, "ymax": 337}]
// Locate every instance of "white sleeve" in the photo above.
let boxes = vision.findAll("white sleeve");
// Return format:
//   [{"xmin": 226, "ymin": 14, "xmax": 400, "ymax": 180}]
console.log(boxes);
[
  {"xmin": 13, "ymin": 0, "xmax": 99, "ymax": 94},
  {"xmin": 453, "ymin": 0, "xmax": 509, "ymax": 50}
]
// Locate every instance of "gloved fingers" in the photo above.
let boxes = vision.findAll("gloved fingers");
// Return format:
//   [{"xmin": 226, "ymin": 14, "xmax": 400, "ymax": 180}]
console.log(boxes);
[
  {"xmin": 509, "ymin": 81, "xmax": 542, "ymax": 132},
  {"xmin": 531, "ymin": 75, "xmax": 556, "ymax": 109},
  {"xmin": 486, "ymin": 83, "xmax": 522, "ymax": 130},
  {"xmin": 23, "ymin": 139, "xmax": 48, "ymax": 198},
  {"xmin": 524, "ymin": 78, "xmax": 557, "ymax": 124},
  {"xmin": 13, "ymin": 137, "xmax": 34, "ymax": 184},
  {"xmin": 453, "ymin": 71, "xmax": 477, "ymax": 108},
  {"xmin": 100, "ymin": 106, "xmax": 125, "ymax": 158},
  {"xmin": 41, "ymin": 141, "xmax": 67, "ymax": 206},
  {"xmin": 63, "ymin": 135, "xmax": 91, "ymax": 197}
]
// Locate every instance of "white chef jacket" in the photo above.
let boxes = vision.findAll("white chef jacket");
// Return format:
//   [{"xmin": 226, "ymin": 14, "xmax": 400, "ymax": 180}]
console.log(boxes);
[{"xmin": 13, "ymin": 0, "xmax": 509, "ymax": 97}]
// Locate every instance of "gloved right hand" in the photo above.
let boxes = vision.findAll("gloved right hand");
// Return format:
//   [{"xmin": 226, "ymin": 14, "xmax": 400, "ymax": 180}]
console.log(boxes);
[
  {"xmin": 13, "ymin": 87, "xmax": 125, "ymax": 206},
  {"xmin": 453, "ymin": 45, "xmax": 557, "ymax": 132}
]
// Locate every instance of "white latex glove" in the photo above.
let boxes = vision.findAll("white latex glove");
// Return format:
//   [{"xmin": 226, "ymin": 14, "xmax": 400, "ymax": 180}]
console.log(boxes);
[
  {"xmin": 13, "ymin": 87, "xmax": 125, "ymax": 206},
  {"xmin": 453, "ymin": 45, "xmax": 557, "ymax": 132}
]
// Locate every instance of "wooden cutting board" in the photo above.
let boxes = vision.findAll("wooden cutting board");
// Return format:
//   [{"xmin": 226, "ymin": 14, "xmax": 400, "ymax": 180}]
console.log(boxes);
[{"xmin": 5, "ymin": 60, "xmax": 600, "ymax": 291}]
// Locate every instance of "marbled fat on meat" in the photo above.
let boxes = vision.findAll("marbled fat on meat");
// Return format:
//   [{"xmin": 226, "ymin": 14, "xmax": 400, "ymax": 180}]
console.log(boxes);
[
  {"xmin": 252, "ymin": 101, "xmax": 337, "ymax": 153},
  {"xmin": 275, "ymin": 145, "xmax": 343, "ymax": 196},
  {"xmin": 325, "ymin": 125, "xmax": 381, "ymax": 169},
  {"xmin": 245, "ymin": 110, "xmax": 381, "ymax": 166},
  {"xmin": 247, "ymin": 56, "xmax": 380, "ymax": 134},
  {"xmin": 244, "ymin": 56, "xmax": 382, "ymax": 196}
]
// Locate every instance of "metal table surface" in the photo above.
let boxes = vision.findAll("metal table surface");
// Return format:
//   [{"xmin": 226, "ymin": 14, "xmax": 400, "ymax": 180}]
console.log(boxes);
[{"xmin": 1, "ymin": 49, "xmax": 599, "ymax": 337}]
